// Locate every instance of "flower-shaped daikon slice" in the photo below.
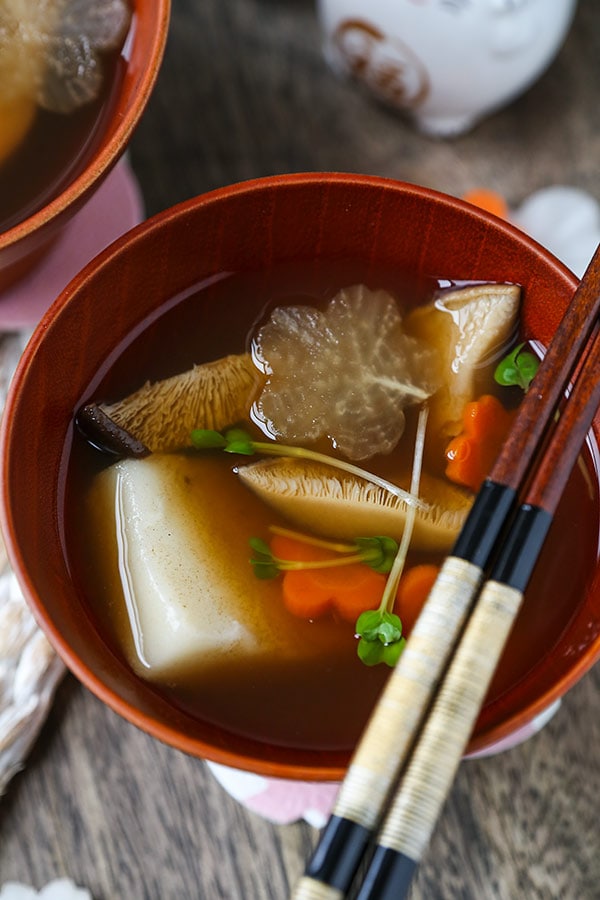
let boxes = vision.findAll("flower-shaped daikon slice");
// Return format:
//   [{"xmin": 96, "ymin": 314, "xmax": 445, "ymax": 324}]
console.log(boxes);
[{"xmin": 251, "ymin": 285, "xmax": 440, "ymax": 461}]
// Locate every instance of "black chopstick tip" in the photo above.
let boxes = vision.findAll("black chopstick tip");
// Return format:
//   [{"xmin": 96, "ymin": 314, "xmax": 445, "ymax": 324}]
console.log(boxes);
[
  {"xmin": 354, "ymin": 846, "xmax": 417, "ymax": 900},
  {"xmin": 452, "ymin": 480, "xmax": 517, "ymax": 569},
  {"xmin": 490, "ymin": 503, "xmax": 553, "ymax": 591},
  {"xmin": 304, "ymin": 815, "xmax": 372, "ymax": 892}
]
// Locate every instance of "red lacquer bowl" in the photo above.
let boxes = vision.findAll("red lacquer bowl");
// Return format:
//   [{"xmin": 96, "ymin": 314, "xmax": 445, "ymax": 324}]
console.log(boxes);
[
  {"xmin": 0, "ymin": 0, "xmax": 170, "ymax": 291},
  {"xmin": 2, "ymin": 173, "xmax": 599, "ymax": 781}
]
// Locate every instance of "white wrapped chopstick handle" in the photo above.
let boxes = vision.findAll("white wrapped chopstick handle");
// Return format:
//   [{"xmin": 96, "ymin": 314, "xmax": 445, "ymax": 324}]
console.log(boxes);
[{"xmin": 355, "ymin": 579, "xmax": 524, "ymax": 900}]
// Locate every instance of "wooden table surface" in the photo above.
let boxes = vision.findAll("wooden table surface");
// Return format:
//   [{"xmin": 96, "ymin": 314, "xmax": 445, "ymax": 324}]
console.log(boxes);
[{"xmin": 2, "ymin": 2, "xmax": 600, "ymax": 898}]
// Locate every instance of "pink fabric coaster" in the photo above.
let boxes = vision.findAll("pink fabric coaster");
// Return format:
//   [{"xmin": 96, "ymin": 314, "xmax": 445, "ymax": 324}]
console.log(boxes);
[
  {"xmin": 206, "ymin": 699, "xmax": 562, "ymax": 826},
  {"xmin": 0, "ymin": 157, "xmax": 144, "ymax": 329},
  {"xmin": 206, "ymin": 762, "xmax": 340, "ymax": 828}
]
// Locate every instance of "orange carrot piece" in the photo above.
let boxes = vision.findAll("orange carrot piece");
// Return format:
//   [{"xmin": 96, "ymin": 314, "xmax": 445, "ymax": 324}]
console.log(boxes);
[
  {"xmin": 462, "ymin": 188, "xmax": 509, "ymax": 220},
  {"xmin": 445, "ymin": 394, "xmax": 516, "ymax": 493},
  {"xmin": 282, "ymin": 563, "xmax": 387, "ymax": 623},
  {"xmin": 394, "ymin": 564, "xmax": 440, "ymax": 635},
  {"xmin": 270, "ymin": 533, "xmax": 332, "ymax": 564},
  {"xmin": 270, "ymin": 533, "xmax": 387, "ymax": 622},
  {"xmin": 281, "ymin": 569, "xmax": 338, "ymax": 620}
]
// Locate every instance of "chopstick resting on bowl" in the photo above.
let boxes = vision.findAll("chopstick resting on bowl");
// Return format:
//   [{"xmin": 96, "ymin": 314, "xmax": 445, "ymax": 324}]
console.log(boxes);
[
  {"xmin": 352, "ymin": 321, "xmax": 600, "ymax": 900},
  {"xmin": 291, "ymin": 242, "xmax": 600, "ymax": 900}
]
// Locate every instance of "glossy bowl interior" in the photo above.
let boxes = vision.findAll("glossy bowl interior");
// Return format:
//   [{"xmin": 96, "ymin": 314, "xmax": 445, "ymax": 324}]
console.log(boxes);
[
  {"xmin": 2, "ymin": 173, "xmax": 600, "ymax": 781},
  {"xmin": 0, "ymin": 0, "xmax": 170, "ymax": 290}
]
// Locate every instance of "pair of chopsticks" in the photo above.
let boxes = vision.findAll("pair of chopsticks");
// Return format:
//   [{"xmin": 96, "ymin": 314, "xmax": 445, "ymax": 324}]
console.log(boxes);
[{"xmin": 292, "ymin": 243, "xmax": 600, "ymax": 900}]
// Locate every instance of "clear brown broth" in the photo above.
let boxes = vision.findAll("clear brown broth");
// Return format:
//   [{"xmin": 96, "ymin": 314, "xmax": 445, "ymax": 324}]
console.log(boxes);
[
  {"xmin": 0, "ymin": 51, "xmax": 126, "ymax": 233},
  {"xmin": 65, "ymin": 261, "xmax": 600, "ymax": 752}
]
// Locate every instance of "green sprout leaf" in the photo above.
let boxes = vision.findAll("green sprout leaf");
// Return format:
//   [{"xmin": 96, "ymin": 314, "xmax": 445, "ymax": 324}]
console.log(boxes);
[
  {"xmin": 191, "ymin": 427, "xmax": 257, "ymax": 455},
  {"xmin": 190, "ymin": 428, "xmax": 227, "ymax": 450},
  {"xmin": 354, "ymin": 536, "xmax": 399, "ymax": 574},
  {"xmin": 494, "ymin": 343, "xmax": 540, "ymax": 392},
  {"xmin": 356, "ymin": 609, "xmax": 402, "ymax": 643},
  {"xmin": 248, "ymin": 537, "xmax": 279, "ymax": 580},
  {"xmin": 249, "ymin": 537, "xmax": 272, "ymax": 557},
  {"xmin": 251, "ymin": 561, "xmax": 280, "ymax": 580},
  {"xmin": 247, "ymin": 531, "xmax": 400, "ymax": 583},
  {"xmin": 357, "ymin": 639, "xmax": 386, "ymax": 666},
  {"xmin": 223, "ymin": 427, "xmax": 256, "ymax": 455},
  {"xmin": 357, "ymin": 632, "xmax": 406, "ymax": 667},
  {"xmin": 355, "ymin": 609, "xmax": 384, "ymax": 639},
  {"xmin": 355, "ymin": 610, "xmax": 405, "ymax": 667}
]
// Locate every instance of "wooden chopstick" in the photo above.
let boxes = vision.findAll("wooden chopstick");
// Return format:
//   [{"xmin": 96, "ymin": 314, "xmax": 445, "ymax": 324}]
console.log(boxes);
[
  {"xmin": 353, "ymin": 317, "xmax": 600, "ymax": 900},
  {"xmin": 291, "ymin": 243, "xmax": 600, "ymax": 900}
]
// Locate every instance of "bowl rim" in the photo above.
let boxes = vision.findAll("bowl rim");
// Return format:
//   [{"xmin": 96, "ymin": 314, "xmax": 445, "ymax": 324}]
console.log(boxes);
[
  {"xmin": 4, "ymin": 171, "xmax": 597, "ymax": 781},
  {"xmin": 0, "ymin": 0, "xmax": 171, "ymax": 254}
]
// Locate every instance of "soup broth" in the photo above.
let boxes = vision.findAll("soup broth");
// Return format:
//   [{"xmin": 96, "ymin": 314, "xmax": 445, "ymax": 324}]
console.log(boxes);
[
  {"xmin": 66, "ymin": 260, "xmax": 600, "ymax": 753},
  {"xmin": 0, "ymin": 65, "xmax": 124, "ymax": 232},
  {"xmin": 0, "ymin": 2, "xmax": 130, "ymax": 232}
]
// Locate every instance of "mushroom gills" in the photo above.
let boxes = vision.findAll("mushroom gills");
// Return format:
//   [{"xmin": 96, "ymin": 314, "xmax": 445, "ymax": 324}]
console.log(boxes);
[
  {"xmin": 81, "ymin": 353, "xmax": 262, "ymax": 455},
  {"xmin": 237, "ymin": 457, "xmax": 472, "ymax": 553}
]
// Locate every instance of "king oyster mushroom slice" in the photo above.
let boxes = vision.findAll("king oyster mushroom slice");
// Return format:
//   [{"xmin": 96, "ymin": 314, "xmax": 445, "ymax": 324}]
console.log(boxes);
[
  {"xmin": 85, "ymin": 353, "xmax": 262, "ymax": 454},
  {"xmin": 404, "ymin": 282, "xmax": 521, "ymax": 451},
  {"xmin": 237, "ymin": 458, "xmax": 473, "ymax": 553}
]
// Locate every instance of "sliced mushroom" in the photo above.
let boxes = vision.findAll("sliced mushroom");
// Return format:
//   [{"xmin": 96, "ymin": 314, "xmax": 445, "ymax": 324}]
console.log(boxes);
[
  {"xmin": 404, "ymin": 283, "xmax": 521, "ymax": 452},
  {"xmin": 237, "ymin": 457, "xmax": 472, "ymax": 552},
  {"xmin": 81, "ymin": 353, "xmax": 262, "ymax": 455}
]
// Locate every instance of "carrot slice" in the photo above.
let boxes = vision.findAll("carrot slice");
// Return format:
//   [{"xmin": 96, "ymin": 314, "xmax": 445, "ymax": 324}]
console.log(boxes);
[
  {"xmin": 394, "ymin": 564, "xmax": 440, "ymax": 635},
  {"xmin": 270, "ymin": 533, "xmax": 387, "ymax": 622},
  {"xmin": 282, "ymin": 563, "xmax": 387, "ymax": 622},
  {"xmin": 270, "ymin": 533, "xmax": 332, "ymax": 563},
  {"xmin": 462, "ymin": 188, "xmax": 509, "ymax": 220},
  {"xmin": 445, "ymin": 394, "xmax": 516, "ymax": 493}
]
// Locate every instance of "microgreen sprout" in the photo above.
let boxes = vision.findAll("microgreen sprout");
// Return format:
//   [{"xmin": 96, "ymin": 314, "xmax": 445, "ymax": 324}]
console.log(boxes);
[
  {"xmin": 248, "ymin": 527, "xmax": 399, "ymax": 580},
  {"xmin": 190, "ymin": 427, "xmax": 427, "ymax": 510},
  {"xmin": 354, "ymin": 406, "xmax": 429, "ymax": 667},
  {"xmin": 494, "ymin": 342, "xmax": 540, "ymax": 392},
  {"xmin": 192, "ymin": 418, "xmax": 430, "ymax": 670},
  {"xmin": 355, "ymin": 609, "xmax": 405, "ymax": 667}
]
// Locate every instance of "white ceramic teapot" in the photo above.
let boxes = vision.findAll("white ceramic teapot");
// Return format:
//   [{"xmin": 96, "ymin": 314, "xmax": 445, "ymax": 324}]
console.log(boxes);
[{"xmin": 317, "ymin": 0, "xmax": 578, "ymax": 136}]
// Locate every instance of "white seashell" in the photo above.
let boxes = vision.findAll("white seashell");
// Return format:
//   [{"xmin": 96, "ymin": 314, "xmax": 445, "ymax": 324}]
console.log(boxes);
[
  {"xmin": 37, "ymin": 879, "xmax": 92, "ymax": 900},
  {"xmin": 0, "ymin": 879, "xmax": 92, "ymax": 900},
  {"xmin": 0, "ymin": 885, "xmax": 37, "ymax": 900}
]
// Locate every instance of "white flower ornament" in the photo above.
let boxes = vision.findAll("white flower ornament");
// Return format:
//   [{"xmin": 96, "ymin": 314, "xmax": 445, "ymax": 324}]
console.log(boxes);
[{"xmin": 0, "ymin": 879, "xmax": 92, "ymax": 900}]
